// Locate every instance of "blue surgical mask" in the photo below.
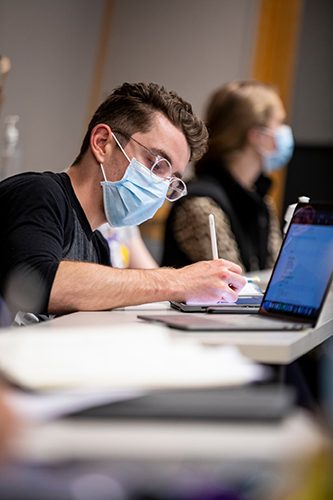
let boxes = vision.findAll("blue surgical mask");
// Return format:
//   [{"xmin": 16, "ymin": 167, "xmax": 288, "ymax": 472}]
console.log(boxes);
[
  {"xmin": 261, "ymin": 124, "xmax": 294, "ymax": 173},
  {"xmin": 100, "ymin": 158, "xmax": 168, "ymax": 228}
]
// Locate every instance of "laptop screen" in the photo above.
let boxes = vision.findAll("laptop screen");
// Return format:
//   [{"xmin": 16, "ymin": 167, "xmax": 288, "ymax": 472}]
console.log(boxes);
[{"xmin": 260, "ymin": 202, "xmax": 333, "ymax": 323}]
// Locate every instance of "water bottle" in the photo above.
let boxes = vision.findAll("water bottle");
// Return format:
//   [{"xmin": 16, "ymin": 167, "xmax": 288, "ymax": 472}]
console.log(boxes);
[
  {"xmin": 0, "ymin": 115, "xmax": 22, "ymax": 180},
  {"xmin": 283, "ymin": 196, "xmax": 310, "ymax": 235}
]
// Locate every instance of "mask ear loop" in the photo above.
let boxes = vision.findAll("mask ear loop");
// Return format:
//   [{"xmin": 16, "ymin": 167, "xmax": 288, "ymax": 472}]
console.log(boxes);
[
  {"xmin": 100, "ymin": 163, "xmax": 108, "ymax": 182},
  {"xmin": 100, "ymin": 133, "xmax": 131, "ymax": 182},
  {"xmin": 112, "ymin": 132, "xmax": 130, "ymax": 162}
]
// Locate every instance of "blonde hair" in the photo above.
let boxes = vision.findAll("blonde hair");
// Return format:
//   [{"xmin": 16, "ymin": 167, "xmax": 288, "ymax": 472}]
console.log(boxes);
[{"xmin": 204, "ymin": 80, "xmax": 280, "ymax": 160}]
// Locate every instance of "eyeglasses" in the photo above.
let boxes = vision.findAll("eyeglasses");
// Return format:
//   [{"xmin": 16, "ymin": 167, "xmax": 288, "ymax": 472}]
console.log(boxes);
[{"xmin": 113, "ymin": 132, "xmax": 187, "ymax": 202}]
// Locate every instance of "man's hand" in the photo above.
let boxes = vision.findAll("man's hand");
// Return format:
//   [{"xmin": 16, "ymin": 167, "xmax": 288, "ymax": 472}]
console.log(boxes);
[{"xmin": 172, "ymin": 259, "xmax": 246, "ymax": 304}]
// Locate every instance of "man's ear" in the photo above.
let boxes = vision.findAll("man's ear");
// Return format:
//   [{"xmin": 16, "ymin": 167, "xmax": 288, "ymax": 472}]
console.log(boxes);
[{"xmin": 90, "ymin": 124, "xmax": 114, "ymax": 163}]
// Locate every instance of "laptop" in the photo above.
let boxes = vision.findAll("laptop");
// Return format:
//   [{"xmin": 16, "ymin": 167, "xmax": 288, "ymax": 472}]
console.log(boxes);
[{"xmin": 138, "ymin": 202, "xmax": 333, "ymax": 331}]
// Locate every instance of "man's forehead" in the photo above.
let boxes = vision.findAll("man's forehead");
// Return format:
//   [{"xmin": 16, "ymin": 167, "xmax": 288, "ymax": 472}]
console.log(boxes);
[{"xmin": 133, "ymin": 113, "xmax": 190, "ymax": 174}]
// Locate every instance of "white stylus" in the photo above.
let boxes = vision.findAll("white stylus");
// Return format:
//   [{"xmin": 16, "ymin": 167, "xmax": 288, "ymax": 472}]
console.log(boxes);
[{"xmin": 209, "ymin": 214, "xmax": 219, "ymax": 260}]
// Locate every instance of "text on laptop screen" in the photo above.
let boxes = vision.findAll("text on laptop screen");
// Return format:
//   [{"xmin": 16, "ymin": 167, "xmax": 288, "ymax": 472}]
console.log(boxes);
[{"xmin": 261, "ymin": 204, "xmax": 333, "ymax": 320}]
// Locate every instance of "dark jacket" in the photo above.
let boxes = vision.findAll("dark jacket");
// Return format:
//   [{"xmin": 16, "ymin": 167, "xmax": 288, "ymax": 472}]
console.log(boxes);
[{"xmin": 162, "ymin": 158, "xmax": 275, "ymax": 271}]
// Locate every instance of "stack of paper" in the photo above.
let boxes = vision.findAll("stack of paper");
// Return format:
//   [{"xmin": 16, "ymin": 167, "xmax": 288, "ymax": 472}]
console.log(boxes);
[{"xmin": 0, "ymin": 323, "xmax": 268, "ymax": 392}]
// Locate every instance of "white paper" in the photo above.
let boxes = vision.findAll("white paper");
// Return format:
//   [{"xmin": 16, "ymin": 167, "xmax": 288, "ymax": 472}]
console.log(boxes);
[
  {"xmin": 0, "ymin": 324, "xmax": 269, "ymax": 392},
  {"xmin": 5, "ymin": 387, "xmax": 145, "ymax": 423}
]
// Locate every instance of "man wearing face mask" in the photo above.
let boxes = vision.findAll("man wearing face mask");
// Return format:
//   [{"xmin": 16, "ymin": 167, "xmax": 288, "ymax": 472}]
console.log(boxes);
[
  {"xmin": 162, "ymin": 80, "xmax": 294, "ymax": 272},
  {"xmin": 0, "ymin": 82, "xmax": 247, "ymax": 320}
]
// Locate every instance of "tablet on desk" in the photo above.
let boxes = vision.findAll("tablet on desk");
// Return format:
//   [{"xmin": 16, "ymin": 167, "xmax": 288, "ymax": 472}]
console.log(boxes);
[
  {"xmin": 170, "ymin": 281, "xmax": 263, "ymax": 313},
  {"xmin": 170, "ymin": 296, "xmax": 262, "ymax": 313}
]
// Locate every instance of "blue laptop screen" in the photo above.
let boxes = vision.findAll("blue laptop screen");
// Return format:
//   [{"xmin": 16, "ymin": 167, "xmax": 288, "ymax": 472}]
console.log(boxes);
[{"xmin": 261, "ymin": 203, "xmax": 333, "ymax": 321}]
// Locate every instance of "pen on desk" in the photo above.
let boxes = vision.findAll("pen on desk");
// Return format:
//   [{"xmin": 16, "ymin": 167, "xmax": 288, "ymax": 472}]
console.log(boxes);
[{"xmin": 209, "ymin": 214, "xmax": 219, "ymax": 260}]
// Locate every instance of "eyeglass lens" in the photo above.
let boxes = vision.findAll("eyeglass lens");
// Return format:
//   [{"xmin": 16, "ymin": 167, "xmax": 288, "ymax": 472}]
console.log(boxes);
[
  {"xmin": 151, "ymin": 158, "xmax": 172, "ymax": 179},
  {"xmin": 166, "ymin": 177, "xmax": 187, "ymax": 201}
]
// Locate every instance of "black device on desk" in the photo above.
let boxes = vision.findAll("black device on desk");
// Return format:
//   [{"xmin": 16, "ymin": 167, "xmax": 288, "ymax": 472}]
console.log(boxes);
[
  {"xmin": 139, "ymin": 202, "xmax": 333, "ymax": 331},
  {"xmin": 170, "ymin": 296, "xmax": 262, "ymax": 313},
  {"xmin": 67, "ymin": 385, "xmax": 296, "ymax": 423}
]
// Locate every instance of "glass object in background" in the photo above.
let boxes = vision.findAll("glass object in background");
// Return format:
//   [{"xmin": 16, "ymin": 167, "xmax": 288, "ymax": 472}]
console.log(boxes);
[
  {"xmin": 0, "ymin": 115, "xmax": 22, "ymax": 180},
  {"xmin": 0, "ymin": 56, "xmax": 11, "ymax": 114},
  {"xmin": 283, "ymin": 195, "xmax": 310, "ymax": 235}
]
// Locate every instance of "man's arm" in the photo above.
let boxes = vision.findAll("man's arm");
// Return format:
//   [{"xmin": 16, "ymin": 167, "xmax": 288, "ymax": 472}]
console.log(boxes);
[
  {"xmin": 48, "ymin": 259, "xmax": 246, "ymax": 315},
  {"xmin": 128, "ymin": 232, "xmax": 158, "ymax": 269}
]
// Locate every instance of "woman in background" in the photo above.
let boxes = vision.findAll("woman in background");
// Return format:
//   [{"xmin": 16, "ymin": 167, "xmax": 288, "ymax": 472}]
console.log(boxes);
[{"xmin": 162, "ymin": 80, "xmax": 294, "ymax": 272}]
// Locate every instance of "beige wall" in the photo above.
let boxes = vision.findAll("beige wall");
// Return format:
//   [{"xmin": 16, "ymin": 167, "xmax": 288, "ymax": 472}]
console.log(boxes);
[
  {"xmin": 0, "ymin": 0, "xmax": 259, "ymax": 174},
  {"xmin": 0, "ymin": 0, "xmax": 105, "ymax": 173},
  {"xmin": 103, "ymin": 0, "xmax": 259, "ymax": 120},
  {"xmin": 1, "ymin": 0, "xmax": 331, "ymax": 178}
]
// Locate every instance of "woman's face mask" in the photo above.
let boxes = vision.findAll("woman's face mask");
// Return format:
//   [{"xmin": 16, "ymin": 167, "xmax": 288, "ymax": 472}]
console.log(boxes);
[{"xmin": 259, "ymin": 124, "xmax": 294, "ymax": 173}]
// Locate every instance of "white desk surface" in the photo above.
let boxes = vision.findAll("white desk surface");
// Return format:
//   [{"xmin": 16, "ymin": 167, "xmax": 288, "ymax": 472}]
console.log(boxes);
[
  {"xmin": 12, "ymin": 408, "xmax": 328, "ymax": 464},
  {"xmin": 38, "ymin": 291, "xmax": 333, "ymax": 365}
]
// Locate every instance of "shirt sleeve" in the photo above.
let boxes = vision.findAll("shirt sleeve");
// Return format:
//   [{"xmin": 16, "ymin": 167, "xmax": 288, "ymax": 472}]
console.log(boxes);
[
  {"xmin": 0, "ymin": 175, "xmax": 72, "ymax": 315},
  {"xmin": 171, "ymin": 196, "xmax": 245, "ymax": 270}
]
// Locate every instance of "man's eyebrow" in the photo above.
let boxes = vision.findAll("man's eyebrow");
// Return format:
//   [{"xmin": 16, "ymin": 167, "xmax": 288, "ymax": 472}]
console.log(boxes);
[{"xmin": 149, "ymin": 147, "xmax": 172, "ymax": 166}]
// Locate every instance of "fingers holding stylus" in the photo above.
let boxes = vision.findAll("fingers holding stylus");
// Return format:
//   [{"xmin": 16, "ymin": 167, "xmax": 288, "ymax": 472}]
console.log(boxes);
[
  {"xmin": 171, "ymin": 213, "xmax": 246, "ymax": 305},
  {"xmin": 214, "ymin": 258, "xmax": 246, "ymax": 302},
  {"xmin": 174, "ymin": 259, "xmax": 246, "ymax": 305},
  {"xmin": 208, "ymin": 213, "xmax": 246, "ymax": 301}
]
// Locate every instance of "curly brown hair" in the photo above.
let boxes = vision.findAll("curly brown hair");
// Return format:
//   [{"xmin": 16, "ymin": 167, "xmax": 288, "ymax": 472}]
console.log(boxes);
[{"xmin": 73, "ymin": 82, "xmax": 208, "ymax": 165}]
